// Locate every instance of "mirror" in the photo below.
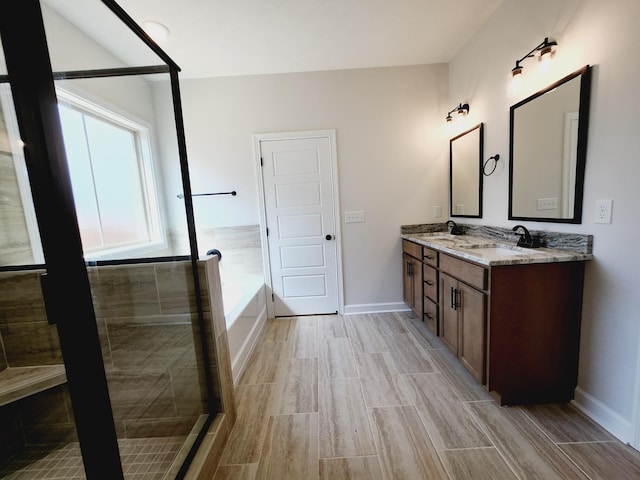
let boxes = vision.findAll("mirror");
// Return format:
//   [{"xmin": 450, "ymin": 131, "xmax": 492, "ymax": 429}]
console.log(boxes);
[
  {"xmin": 509, "ymin": 65, "xmax": 591, "ymax": 223},
  {"xmin": 450, "ymin": 123, "xmax": 483, "ymax": 218}
]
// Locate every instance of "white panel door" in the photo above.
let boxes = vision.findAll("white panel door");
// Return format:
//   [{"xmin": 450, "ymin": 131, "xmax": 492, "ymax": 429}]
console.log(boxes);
[{"xmin": 260, "ymin": 135, "xmax": 339, "ymax": 316}]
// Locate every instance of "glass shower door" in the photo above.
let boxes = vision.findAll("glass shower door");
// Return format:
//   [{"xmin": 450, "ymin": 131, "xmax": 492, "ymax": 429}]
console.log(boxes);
[{"xmin": 1, "ymin": 0, "xmax": 218, "ymax": 478}]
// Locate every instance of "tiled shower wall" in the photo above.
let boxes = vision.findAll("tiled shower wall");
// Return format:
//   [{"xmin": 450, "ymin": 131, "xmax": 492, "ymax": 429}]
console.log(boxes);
[
  {"xmin": 0, "ymin": 258, "xmax": 223, "ymax": 452},
  {"xmin": 0, "ymin": 110, "xmax": 34, "ymax": 266}
]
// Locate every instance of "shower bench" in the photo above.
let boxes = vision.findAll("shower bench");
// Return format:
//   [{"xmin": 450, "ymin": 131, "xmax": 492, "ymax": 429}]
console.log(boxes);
[{"xmin": 0, "ymin": 365, "xmax": 66, "ymax": 407}]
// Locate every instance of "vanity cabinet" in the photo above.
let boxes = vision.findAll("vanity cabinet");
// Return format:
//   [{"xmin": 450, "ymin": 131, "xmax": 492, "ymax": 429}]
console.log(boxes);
[
  {"xmin": 402, "ymin": 240, "xmax": 423, "ymax": 319},
  {"xmin": 439, "ymin": 254, "xmax": 487, "ymax": 383},
  {"xmin": 401, "ymin": 230, "xmax": 589, "ymax": 405},
  {"xmin": 437, "ymin": 251, "xmax": 585, "ymax": 403}
]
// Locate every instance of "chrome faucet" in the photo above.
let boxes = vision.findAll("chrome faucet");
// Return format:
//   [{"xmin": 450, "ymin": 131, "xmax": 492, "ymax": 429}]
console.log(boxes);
[
  {"xmin": 446, "ymin": 220, "xmax": 465, "ymax": 236},
  {"xmin": 512, "ymin": 225, "xmax": 544, "ymax": 248}
]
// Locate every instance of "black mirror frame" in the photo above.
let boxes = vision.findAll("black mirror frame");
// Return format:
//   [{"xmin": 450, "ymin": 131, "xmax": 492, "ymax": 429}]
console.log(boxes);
[
  {"xmin": 508, "ymin": 65, "xmax": 592, "ymax": 224},
  {"xmin": 450, "ymin": 123, "xmax": 484, "ymax": 219}
]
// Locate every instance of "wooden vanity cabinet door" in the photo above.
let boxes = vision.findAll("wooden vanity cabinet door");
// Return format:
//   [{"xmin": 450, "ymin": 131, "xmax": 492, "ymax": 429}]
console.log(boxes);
[
  {"xmin": 402, "ymin": 248, "xmax": 423, "ymax": 319},
  {"xmin": 412, "ymin": 255, "xmax": 423, "ymax": 318},
  {"xmin": 402, "ymin": 253, "xmax": 413, "ymax": 308},
  {"xmin": 440, "ymin": 272, "xmax": 458, "ymax": 354},
  {"xmin": 458, "ymin": 282, "xmax": 486, "ymax": 383}
]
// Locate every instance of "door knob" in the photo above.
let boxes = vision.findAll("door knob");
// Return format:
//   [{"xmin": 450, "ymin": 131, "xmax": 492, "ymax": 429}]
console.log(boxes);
[{"xmin": 325, "ymin": 234, "xmax": 333, "ymax": 240}]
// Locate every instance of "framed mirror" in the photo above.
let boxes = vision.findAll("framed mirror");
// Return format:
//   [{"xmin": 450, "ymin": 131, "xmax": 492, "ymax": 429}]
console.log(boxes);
[
  {"xmin": 450, "ymin": 123, "xmax": 483, "ymax": 218},
  {"xmin": 509, "ymin": 65, "xmax": 592, "ymax": 223}
]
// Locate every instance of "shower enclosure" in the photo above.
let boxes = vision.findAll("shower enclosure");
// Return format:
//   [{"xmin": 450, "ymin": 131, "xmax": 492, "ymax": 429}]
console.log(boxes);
[{"xmin": 0, "ymin": 0, "xmax": 220, "ymax": 478}]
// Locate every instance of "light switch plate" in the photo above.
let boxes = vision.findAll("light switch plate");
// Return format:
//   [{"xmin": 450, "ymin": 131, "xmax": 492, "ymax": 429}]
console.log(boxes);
[
  {"xmin": 344, "ymin": 210, "xmax": 365, "ymax": 223},
  {"xmin": 433, "ymin": 205, "xmax": 442, "ymax": 218},
  {"xmin": 594, "ymin": 199, "xmax": 613, "ymax": 224}
]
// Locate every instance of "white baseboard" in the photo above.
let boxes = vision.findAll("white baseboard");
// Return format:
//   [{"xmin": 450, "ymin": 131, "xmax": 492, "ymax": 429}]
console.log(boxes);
[
  {"xmin": 343, "ymin": 302, "xmax": 410, "ymax": 315},
  {"xmin": 231, "ymin": 306, "xmax": 267, "ymax": 386},
  {"xmin": 572, "ymin": 387, "xmax": 634, "ymax": 444}
]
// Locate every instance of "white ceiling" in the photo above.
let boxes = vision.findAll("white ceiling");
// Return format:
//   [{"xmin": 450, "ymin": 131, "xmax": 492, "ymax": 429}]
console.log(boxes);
[{"xmin": 52, "ymin": 0, "xmax": 504, "ymax": 79}]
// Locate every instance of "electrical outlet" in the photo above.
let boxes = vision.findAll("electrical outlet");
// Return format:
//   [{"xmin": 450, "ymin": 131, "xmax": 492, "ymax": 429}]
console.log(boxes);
[
  {"xmin": 433, "ymin": 205, "xmax": 442, "ymax": 218},
  {"xmin": 594, "ymin": 199, "xmax": 613, "ymax": 224},
  {"xmin": 344, "ymin": 210, "xmax": 365, "ymax": 223}
]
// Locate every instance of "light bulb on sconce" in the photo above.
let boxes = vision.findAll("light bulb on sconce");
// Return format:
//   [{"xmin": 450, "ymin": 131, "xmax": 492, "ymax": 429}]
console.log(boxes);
[
  {"xmin": 510, "ymin": 37, "xmax": 558, "ymax": 79},
  {"xmin": 445, "ymin": 103, "xmax": 469, "ymax": 123}
]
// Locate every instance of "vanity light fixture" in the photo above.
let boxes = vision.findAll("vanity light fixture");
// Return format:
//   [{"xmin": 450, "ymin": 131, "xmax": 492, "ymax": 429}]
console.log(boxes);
[
  {"xmin": 511, "ymin": 37, "xmax": 558, "ymax": 78},
  {"xmin": 445, "ymin": 103, "xmax": 470, "ymax": 122}
]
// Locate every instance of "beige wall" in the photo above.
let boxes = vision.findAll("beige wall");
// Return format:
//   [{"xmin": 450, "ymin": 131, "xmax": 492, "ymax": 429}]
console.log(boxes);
[
  {"xmin": 167, "ymin": 65, "xmax": 449, "ymax": 310},
  {"xmin": 449, "ymin": 0, "xmax": 640, "ymax": 442}
]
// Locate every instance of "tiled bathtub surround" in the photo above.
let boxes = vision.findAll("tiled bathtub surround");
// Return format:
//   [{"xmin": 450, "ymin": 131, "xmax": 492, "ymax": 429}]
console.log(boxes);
[
  {"xmin": 167, "ymin": 225, "xmax": 263, "ymax": 277},
  {"xmin": 401, "ymin": 223, "xmax": 593, "ymax": 255}
]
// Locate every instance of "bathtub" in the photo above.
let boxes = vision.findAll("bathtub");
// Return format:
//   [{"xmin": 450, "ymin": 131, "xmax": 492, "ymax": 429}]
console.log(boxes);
[{"xmin": 220, "ymin": 271, "xmax": 267, "ymax": 385}]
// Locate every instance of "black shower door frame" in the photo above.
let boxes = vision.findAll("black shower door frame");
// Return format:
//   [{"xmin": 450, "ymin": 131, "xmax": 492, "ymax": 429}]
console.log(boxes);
[{"xmin": 0, "ymin": 0, "xmax": 213, "ymax": 478}]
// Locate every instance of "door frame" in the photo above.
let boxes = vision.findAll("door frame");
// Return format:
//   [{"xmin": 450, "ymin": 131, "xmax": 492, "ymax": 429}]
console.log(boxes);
[{"xmin": 254, "ymin": 129, "xmax": 344, "ymax": 318}]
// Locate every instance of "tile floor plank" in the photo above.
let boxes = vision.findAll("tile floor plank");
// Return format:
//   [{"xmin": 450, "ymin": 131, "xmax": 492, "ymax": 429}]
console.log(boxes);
[
  {"xmin": 273, "ymin": 357, "xmax": 318, "ymax": 414},
  {"xmin": 372, "ymin": 312, "xmax": 409, "ymax": 336},
  {"xmin": 292, "ymin": 324, "xmax": 318, "ymax": 358},
  {"xmin": 402, "ymin": 372, "xmax": 492, "ymax": 450},
  {"xmin": 345, "ymin": 315, "xmax": 387, "ymax": 353},
  {"xmin": 318, "ymin": 315, "xmax": 348, "ymax": 339},
  {"xmin": 256, "ymin": 413, "xmax": 319, "ymax": 480},
  {"xmin": 214, "ymin": 463, "xmax": 258, "ymax": 480},
  {"xmin": 520, "ymin": 403, "xmax": 616, "ymax": 443},
  {"xmin": 319, "ymin": 378, "xmax": 377, "ymax": 458},
  {"xmin": 468, "ymin": 401, "xmax": 589, "ymax": 479},
  {"xmin": 238, "ymin": 340, "xmax": 290, "ymax": 385},
  {"xmin": 369, "ymin": 405, "xmax": 449, "ymax": 479},
  {"xmin": 559, "ymin": 441, "xmax": 640, "ymax": 480},
  {"xmin": 439, "ymin": 448, "xmax": 517, "ymax": 480},
  {"xmin": 219, "ymin": 383, "xmax": 277, "ymax": 465},
  {"xmin": 355, "ymin": 352, "xmax": 409, "ymax": 407},
  {"xmin": 382, "ymin": 333, "xmax": 435, "ymax": 374},
  {"xmin": 319, "ymin": 456, "xmax": 384, "ymax": 480},
  {"xmin": 319, "ymin": 337, "xmax": 358, "ymax": 380}
]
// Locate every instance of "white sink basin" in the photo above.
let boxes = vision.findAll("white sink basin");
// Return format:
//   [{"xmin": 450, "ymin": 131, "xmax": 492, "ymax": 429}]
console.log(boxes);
[{"xmin": 462, "ymin": 244, "xmax": 529, "ymax": 257}]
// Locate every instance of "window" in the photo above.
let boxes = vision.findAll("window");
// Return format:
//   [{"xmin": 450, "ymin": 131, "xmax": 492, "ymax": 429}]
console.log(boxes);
[{"xmin": 56, "ymin": 90, "xmax": 164, "ymax": 259}]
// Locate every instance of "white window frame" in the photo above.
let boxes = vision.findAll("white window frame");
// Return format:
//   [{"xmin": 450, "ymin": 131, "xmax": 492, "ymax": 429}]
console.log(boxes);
[{"xmin": 55, "ymin": 88, "xmax": 167, "ymax": 261}]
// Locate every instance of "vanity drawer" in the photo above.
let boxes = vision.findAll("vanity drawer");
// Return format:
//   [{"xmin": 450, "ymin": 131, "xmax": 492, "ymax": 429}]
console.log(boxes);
[
  {"xmin": 423, "ymin": 247, "xmax": 438, "ymax": 267},
  {"xmin": 440, "ymin": 253, "xmax": 487, "ymax": 290},
  {"xmin": 423, "ymin": 264, "xmax": 438, "ymax": 301},
  {"xmin": 424, "ymin": 297, "xmax": 438, "ymax": 335},
  {"xmin": 402, "ymin": 239, "xmax": 422, "ymax": 259}
]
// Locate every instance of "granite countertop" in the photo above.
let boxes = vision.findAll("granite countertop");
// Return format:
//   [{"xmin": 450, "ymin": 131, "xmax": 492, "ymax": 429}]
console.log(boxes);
[{"xmin": 402, "ymin": 231, "xmax": 594, "ymax": 266}]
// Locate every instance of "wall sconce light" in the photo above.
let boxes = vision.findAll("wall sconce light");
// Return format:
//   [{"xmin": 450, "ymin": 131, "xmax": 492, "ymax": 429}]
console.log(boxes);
[
  {"xmin": 445, "ymin": 103, "xmax": 470, "ymax": 122},
  {"xmin": 511, "ymin": 37, "xmax": 558, "ymax": 78}
]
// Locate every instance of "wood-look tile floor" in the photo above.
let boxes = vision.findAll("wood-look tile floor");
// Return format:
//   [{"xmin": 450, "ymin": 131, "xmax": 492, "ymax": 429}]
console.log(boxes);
[{"xmin": 213, "ymin": 312, "xmax": 640, "ymax": 480}]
